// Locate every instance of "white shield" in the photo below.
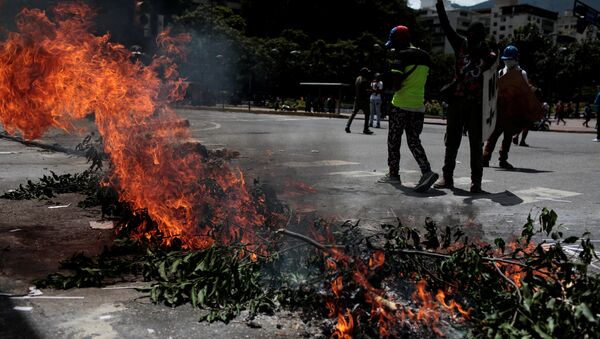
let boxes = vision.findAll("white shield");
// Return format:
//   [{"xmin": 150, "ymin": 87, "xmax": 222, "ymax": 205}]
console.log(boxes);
[{"xmin": 482, "ymin": 59, "xmax": 499, "ymax": 140}]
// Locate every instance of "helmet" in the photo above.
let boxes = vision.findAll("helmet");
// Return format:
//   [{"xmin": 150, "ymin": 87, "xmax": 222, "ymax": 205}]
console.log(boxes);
[
  {"xmin": 385, "ymin": 25, "xmax": 410, "ymax": 49},
  {"xmin": 501, "ymin": 45, "xmax": 519, "ymax": 60}
]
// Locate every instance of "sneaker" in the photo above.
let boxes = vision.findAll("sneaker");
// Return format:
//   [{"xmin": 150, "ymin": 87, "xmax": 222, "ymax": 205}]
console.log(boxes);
[
  {"xmin": 483, "ymin": 159, "xmax": 490, "ymax": 167},
  {"xmin": 414, "ymin": 171, "xmax": 439, "ymax": 193},
  {"xmin": 594, "ymin": 138, "xmax": 600, "ymax": 142},
  {"xmin": 433, "ymin": 177, "xmax": 453, "ymax": 189},
  {"xmin": 512, "ymin": 137, "xmax": 518, "ymax": 145},
  {"xmin": 499, "ymin": 161, "xmax": 514, "ymax": 170},
  {"xmin": 377, "ymin": 173, "xmax": 401, "ymax": 184},
  {"xmin": 470, "ymin": 183, "xmax": 483, "ymax": 194},
  {"xmin": 363, "ymin": 130, "xmax": 374, "ymax": 135},
  {"xmin": 345, "ymin": 127, "xmax": 351, "ymax": 133},
  {"xmin": 519, "ymin": 142, "xmax": 529, "ymax": 147}
]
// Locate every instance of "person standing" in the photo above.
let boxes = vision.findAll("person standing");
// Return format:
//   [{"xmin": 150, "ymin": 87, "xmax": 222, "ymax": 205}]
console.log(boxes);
[
  {"xmin": 369, "ymin": 73, "xmax": 384, "ymax": 128},
  {"xmin": 594, "ymin": 86, "xmax": 600, "ymax": 142},
  {"xmin": 346, "ymin": 67, "xmax": 373, "ymax": 134},
  {"xmin": 377, "ymin": 25, "xmax": 439, "ymax": 192},
  {"xmin": 484, "ymin": 45, "xmax": 531, "ymax": 169},
  {"xmin": 433, "ymin": 0, "xmax": 497, "ymax": 193},
  {"xmin": 556, "ymin": 101, "xmax": 567, "ymax": 125},
  {"xmin": 583, "ymin": 104, "xmax": 592, "ymax": 127}
]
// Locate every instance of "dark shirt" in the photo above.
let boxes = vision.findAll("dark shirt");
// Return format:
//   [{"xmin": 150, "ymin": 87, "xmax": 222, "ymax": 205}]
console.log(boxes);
[
  {"xmin": 436, "ymin": 2, "xmax": 496, "ymax": 101},
  {"xmin": 355, "ymin": 75, "xmax": 371, "ymax": 104}
]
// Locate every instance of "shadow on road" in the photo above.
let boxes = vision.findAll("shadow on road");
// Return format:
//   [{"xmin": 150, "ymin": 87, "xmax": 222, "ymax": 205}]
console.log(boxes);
[
  {"xmin": 0, "ymin": 298, "xmax": 40, "ymax": 339},
  {"xmin": 454, "ymin": 189, "xmax": 524, "ymax": 206},
  {"xmin": 390, "ymin": 183, "xmax": 447, "ymax": 198},
  {"xmin": 492, "ymin": 167, "xmax": 554, "ymax": 174}
]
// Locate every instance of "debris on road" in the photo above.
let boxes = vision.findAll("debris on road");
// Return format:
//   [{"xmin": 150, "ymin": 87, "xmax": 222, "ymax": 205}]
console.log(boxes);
[
  {"xmin": 13, "ymin": 306, "xmax": 33, "ymax": 312},
  {"xmin": 89, "ymin": 220, "xmax": 115, "ymax": 230},
  {"xmin": 48, "ymin": 203, "xmax": 71, "ymax": 209}
]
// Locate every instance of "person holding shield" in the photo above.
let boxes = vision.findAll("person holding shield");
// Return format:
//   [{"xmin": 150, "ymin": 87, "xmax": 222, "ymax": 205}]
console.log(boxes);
[
  {"xmin": 433, "ymin": 0, "xmax": 497, "ymax": 193},
  {"xmin": 483, "ymin": 45, "xmax": 529, "ymax": 170}
]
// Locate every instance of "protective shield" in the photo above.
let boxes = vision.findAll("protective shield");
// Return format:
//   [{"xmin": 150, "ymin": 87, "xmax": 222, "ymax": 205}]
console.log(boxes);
[
  {"xmin": 482, "ymin": 60, "xmax": 499, "ymax": 140},
  {"xmin": 497, "ymin": 69, "xmax": 544, "ymax": 135}
]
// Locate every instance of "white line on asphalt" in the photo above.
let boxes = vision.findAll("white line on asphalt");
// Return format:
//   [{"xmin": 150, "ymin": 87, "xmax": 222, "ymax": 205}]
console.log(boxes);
[
  {"xmin": 514, "ymin": 187, "xmax": 581, "ymax": 204},
  {"xmin": 327, "ymin": 171, "xmax": 381, "ymax": 177},
  {"xmin": 282, "ymin": 160, "xmax": 359, "ymax": 168},
  {"xmin": 191, "ymin": 122, "xmax": 221, "ymax": 131}
]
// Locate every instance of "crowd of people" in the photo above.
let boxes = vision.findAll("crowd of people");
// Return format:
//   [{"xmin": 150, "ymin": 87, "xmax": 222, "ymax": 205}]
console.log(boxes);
[{"xmin": 343, "ymin": 0, "xmax": 600, "ymax": 194}]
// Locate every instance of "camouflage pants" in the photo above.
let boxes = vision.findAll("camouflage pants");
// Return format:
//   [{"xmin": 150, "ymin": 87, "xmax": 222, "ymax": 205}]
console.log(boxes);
[{"xmin": 387, "ymin": 108, "xmax": 431, "ymax": 176}]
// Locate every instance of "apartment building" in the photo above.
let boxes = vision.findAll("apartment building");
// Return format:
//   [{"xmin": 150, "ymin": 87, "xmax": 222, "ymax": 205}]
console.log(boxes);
[
  {"xmin": 417, "ymin": 0, "xmax": 573, "ymax": 54},
  {"xmin": 558, "ymin": 10, "xmax": 599, "ymax": 42},
  {"xmin": 490, "ymin": 1, "xmax": 557, "ymax": 41},
  {"xmin": 417, "ymin": 6, "xmax": 490, "ymax": 54}
]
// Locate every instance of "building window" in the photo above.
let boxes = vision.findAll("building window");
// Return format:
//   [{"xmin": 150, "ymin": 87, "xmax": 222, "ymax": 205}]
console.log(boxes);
[
  {"xmin": 500, "ymin": 26, "xmax": 506, "ymax": 31},
  {"xmin": 493, "ymin": 22, "xmax": 498, "ymax": 26}
]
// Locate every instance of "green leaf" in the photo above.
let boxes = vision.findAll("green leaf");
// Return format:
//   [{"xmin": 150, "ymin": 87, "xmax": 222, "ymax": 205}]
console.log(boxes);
[
  {"xmin": 532, "ymin": 324, "xmax": 553, "ymax": 339},
  {"xmin": 576, "ymin": 303, "xmax": 595, "ymax": 322},
  {"xmin": 158, "ymin": 261, "xmax": 168, "ymax": 281},
  {"xmin": 198, "ymin": 287, "xmax": 207, "ymax": 306}
]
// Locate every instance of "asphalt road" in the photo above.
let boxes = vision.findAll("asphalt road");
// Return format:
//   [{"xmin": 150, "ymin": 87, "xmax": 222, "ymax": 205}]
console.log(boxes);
[
  {"xmin": 180, "ymin": 109, "xmax": 600, "ymax": 243},
  {"xmin": 1, "ymin": 109, "xmax": 599, "ymax": 338}
]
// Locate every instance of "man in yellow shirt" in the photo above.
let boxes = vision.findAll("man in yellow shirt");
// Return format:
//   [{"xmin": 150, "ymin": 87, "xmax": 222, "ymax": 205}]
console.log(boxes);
[{"xmin": 377, "ymin": 25, "xmax": 438, "ymax": 193}]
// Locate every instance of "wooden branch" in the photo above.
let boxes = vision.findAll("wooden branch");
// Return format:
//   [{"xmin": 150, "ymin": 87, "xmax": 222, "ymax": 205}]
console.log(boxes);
[
  {"xmin": 275, "ymin": 228, "xmax": 329, "ymax": 251},
  {"xmin": 492, "ymin": 262, "xmax": 522, "ymax": 326}
]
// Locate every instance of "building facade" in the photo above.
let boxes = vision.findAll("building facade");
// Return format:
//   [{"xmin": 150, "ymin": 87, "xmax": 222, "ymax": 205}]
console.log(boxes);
[
  {"xmin": 418, "ymin": 0, "xmax": 599, "ymax": 54},
  {"xmin": 417, "ymin": 5, "xmax": 490, "ymax": 54}
]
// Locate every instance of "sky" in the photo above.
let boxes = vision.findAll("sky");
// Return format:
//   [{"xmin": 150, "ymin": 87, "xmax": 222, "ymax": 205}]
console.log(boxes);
[{"xmin": 407, "ymin": 0, "xmax": 487, "ymax": 9}]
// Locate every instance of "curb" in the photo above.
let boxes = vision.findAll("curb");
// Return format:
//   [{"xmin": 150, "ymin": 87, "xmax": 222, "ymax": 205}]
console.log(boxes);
[{"xmin": 178, "ymin": 105, "xmax": 597, "ymax": 134}]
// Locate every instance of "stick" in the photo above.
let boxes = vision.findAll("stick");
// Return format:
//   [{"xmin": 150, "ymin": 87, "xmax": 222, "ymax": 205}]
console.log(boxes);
[
  {"xmin": 492, "ymin": 262, "xmax": 522, "ymax": 326},
  {"xmin": 275, "ymin": 229, "xmax": 329, "ymax": 251}
]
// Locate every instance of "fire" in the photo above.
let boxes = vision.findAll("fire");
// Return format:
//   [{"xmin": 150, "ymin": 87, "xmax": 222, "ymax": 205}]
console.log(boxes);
[
  {"xmin": 332, "ymin": 309, "xmax": 354, "ymax": 339},
  {"xmin": 369, "ymin": 250, "xmax": 385, "ymax": 270},
  {"xmin": 435, "ymin": 290, "xmax": 471, "ymax": 318},
  {"xmin": 0, "ymin": 4, "xmax": 270, "ymax": 251}
]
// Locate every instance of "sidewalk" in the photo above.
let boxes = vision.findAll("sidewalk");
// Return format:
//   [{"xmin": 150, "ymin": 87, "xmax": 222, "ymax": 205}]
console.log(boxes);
[{"xmin": 179, "ymin": 105, "xmax": 598, "ymax": 134}]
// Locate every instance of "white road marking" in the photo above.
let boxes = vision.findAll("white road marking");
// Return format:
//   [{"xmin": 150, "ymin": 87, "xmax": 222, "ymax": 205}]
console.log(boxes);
[
  {"xmin": 190, "ymin": 122, "xmax": 221, "ymax": 131},
  {"xmin": 453, "ymin": 177, "xmax": 493, "ymax": 185},
  {"xmin": 514, "ymin": 187, "xmax": 581, "ymax": 204},
  {"xmin": 327, "ymin": 169, "xmax": 419, "ymax": 178},
  {"xmin": 328, "ymin": 171, "xmax": 381, "ymax": 178},
  {"xmin": 283, "ymin": 160, "xmax": 359, "ymax": 168}
]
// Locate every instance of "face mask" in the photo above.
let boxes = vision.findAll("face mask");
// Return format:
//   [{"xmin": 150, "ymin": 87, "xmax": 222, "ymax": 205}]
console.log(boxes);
[{"xmin": 505, "ymin": 59, "xmax": 518, "ymax": 68}]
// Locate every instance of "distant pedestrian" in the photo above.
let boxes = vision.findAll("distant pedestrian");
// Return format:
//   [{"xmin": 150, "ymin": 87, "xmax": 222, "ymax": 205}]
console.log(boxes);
[
  {"xmin": 377, "ymin": 25, "xmax": 439, "ymax": 193},
  {"xmin": 583, "ymin": 104, "xmax": 592, "ymax": 127},
  {"xmin": 433, "ymin": 0, "xmax": 497, "ymax": 193},
  {"xmin": 594, "ymin": 86, "xmax": 600, "ymax": 142},
  {"xmin": 346, "ymin": 67, "xmax": 373, "ymax": 134},
  {"xmin": 556, "ymin": 101, "xmax": 567, "ymax": 125},
  {"xmin": 369, "ymin": 73, "xmax": 383, "ymax": 128},
  {"xmin": 326, "ymin": 97, "xmax": 336, "ymax": 113},
  {"xmin": 542, "ymin": 101, "xmax": 550, "ymax": 120}
]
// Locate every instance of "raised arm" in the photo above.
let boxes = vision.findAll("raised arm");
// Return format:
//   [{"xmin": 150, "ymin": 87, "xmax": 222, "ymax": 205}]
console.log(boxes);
[{"xmin": 435, "ymin": 0, "xmax": 464, "ymax": 53}]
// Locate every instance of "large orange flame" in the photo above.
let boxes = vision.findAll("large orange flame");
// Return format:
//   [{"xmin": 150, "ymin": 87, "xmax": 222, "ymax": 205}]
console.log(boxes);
[{"xmin": 0, "ymin": 3, "xmax": 269, "ymax": 252}]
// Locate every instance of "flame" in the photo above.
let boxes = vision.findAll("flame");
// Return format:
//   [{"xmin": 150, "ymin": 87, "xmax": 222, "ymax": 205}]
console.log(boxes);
[
  {"xmin": 0, "ymin": 4, "xmax": 270, "ymax": 251},
  {"xmin": 435, "ymin": 290, "xmax": 471, "ymax": 318},
  {"xmin": 369, "ymin": 250, "xmax": 385, "ymax": 270},
  {"xmin": 332, "ymin": 309, "xmax": 354, "ymax": 339},
  {"xmin": 332, "ymin": 276, "xmax": 343, "ymax": 298}
]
